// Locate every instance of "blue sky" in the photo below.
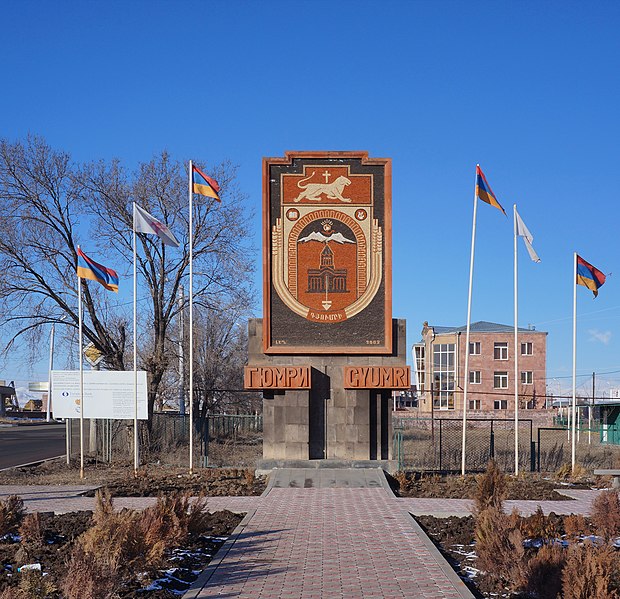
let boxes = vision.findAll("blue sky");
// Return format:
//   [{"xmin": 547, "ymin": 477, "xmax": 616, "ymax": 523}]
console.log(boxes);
[{"xmin": 2, "ymin": 0, "xmax": 620, "ymax": 396}]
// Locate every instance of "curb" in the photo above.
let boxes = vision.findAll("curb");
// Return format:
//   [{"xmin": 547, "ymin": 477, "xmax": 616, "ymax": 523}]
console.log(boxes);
[
  {"xmin": 401, "ymin": 508, "xmax": 476, "ymax": 598},
  {"xmin": 182, "ymin": 507, "xmax": 256, "ymax": 599}
]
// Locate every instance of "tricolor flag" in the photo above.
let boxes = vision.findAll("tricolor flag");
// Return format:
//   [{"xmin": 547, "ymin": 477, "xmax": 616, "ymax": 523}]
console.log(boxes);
[
  {"xmin": 576, "ymin": 255, "xmax": 606, "ymax": 298},
  {"xmin": 515, "ymin": 210, "xmax": 541, "ymax": 263},
  {"xmin": 192, "ymin": 165, "xmax": 221, "ymax": 201},
  {"xmin": 475, "ymin": 165, "xmax": 506, "ymax": 215},
  {"xmin": 134, "ymin": 203, "xmax": 180, "ymax": 247},
  {"xmin": 77, "ymin": 248, "xmax": 119, "ymax": 292}
]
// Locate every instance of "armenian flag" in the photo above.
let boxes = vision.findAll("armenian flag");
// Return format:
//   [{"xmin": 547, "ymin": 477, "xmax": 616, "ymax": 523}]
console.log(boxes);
[
  {"xmin": 576, "ymin": 255, "xmax": 606, "ymax": 298},
  {"xmin": 192, "ymin": 165, "xmax": 221, "ymax": 201},
  {"xmin": 77, "ymin": 247, "xmax": 119, "ymax": 292},
  {"xmin": 475, "ymin": 165, "xmax": 506, "ymax": 215}
]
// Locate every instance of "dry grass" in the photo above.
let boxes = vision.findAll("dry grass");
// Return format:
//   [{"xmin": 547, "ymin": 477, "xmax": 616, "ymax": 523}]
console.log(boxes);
[{"xmin": 0, "ymin": 495, "xmax": 25, "ymax": 536}]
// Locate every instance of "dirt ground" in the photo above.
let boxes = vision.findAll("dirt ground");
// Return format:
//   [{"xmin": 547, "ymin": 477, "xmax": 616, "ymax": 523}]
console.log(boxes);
[
  {"xmin": 416, "ymin": 512, "xmax": 600, "ymax": 599},
  {"xmin": 0, "ymin": 509, "xmax": 242, "ymax": 598},
  {"xmin": 0, "ymin": 458, "xmax": 267, "ymax": 497},
  {"xmin": 391, "ymin": 471, "xmax": 597, "ymax": 500}
]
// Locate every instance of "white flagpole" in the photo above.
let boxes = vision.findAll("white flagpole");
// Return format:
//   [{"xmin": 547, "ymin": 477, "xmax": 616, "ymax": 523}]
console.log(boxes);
[
  {"xmin": 78, "ymin": 249, "xmax": 84, "ymax": 480},
  {"xmin": 133, "ymin": 203, "xmax": 139, "ymax": 475},
  {"xmin": 47, "ymin": 323, "xmax": 54, "ymax": 422},
  {"xmin": 188, "ymin": 161, "xmax": 194, "ymax": 475},
  {"xmin": 462, "ymin": 165, "xmax": 479, "ymax": 476},
  {"xmin": 572, "ymin": 251, "xmax": 577, "ymax": 471},
  {"xmin": 513, "ymin": 204, "xmax": 519, "ymax": 476}
]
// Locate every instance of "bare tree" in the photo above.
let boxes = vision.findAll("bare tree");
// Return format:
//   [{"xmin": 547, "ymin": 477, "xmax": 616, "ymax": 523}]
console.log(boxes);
[
  {"xmin": 191, "ymin": 301, "xmax": 260, "ymax": 424},
  {"xmin": 0, "ymin": 136, "xmax": 255, "ymax": 420},
  {"xmin": 0, "ymin": 136, "xmax": 127, "ymax": 371}
]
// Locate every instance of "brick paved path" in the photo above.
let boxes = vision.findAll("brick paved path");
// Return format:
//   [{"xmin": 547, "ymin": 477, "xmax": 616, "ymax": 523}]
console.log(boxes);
[{"xmin": 190, "ymin": 487, "xmax": 472, "ymax": 598}]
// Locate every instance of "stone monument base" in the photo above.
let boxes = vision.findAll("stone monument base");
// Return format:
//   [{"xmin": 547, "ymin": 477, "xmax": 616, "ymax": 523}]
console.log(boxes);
[{"xmin": 247, "ymin": 318, "xmax": 408, "ymax": 464}]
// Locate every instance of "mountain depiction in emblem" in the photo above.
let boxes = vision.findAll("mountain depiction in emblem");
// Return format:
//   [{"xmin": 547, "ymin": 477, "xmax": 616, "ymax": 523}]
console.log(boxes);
[
  {"xmin": 298, "ymin": 231, "xmax": 355, "ymax": 244},
  {"xmin": 298, "ymin": 219, "xmax": 355, "ymax": 245},
  {"xmin": 293, "ymin": 171, "xmax": 352, "ymax": 203}
]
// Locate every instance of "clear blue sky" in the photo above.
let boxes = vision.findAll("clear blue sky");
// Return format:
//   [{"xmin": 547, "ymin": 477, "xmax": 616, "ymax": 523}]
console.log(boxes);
[{"xmin": 2, "ymin": 1, "xmax": 620, "ymax": 395}]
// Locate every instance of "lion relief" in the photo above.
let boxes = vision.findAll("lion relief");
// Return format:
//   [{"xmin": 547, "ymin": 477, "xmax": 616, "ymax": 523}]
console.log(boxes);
[{"xmin": 293, "ymin": 172, "xmax": 352, "ymax": 203}]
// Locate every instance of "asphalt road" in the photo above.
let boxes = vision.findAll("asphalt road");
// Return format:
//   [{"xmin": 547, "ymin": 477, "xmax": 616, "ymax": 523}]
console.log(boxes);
[{"xmin": 0, "ymin": 423, "xmax": 68, "ymax": 469}]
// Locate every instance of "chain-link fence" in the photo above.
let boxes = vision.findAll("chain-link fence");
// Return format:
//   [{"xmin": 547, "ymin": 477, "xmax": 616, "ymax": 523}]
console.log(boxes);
[
  {"xmin": 393, "ymin": 417, "xmax": 534, "ymax": 473},
  {"xmin": 393, "ymin": 416, "xmax": 620, "ymax": 473}
]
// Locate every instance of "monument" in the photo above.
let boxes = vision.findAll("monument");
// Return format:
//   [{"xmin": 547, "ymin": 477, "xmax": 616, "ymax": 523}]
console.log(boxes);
[{"xmin": 245, "ymin": 151, "xmax": 409, "ymax": 466}]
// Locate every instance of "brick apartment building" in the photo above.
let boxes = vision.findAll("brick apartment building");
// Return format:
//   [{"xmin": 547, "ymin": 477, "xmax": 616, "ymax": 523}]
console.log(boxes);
[{"xmin": 412, "ymin": 321, "xmax": 547, "ymax": 413}]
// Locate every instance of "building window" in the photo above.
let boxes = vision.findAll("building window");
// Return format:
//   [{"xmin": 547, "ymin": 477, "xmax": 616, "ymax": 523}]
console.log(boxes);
[
  {"xmin": 494, "ymin": 342, "xmax": 508, "ymax": 360},
  {"xmin": 414, "ymin": 345, "xmax": 425, "ymax": 392},
  {"xmin": 494, "ymin": 399, "xmax": 508, "ymax": 410},
  {"xmin": 469, "ymin": 370, "xmax": 481, "ymax": 384},
  {"xmin": 469, "ymin": 341, "xmax": 481, "ymax": 355},
  {"xmin": 521, "ymin": 371, "xmax": 533, "ymax": 385},
  {"xmin": 469, "ymin": 399, "xmax": 481, "ymax": 410},
  {"xmin": 432, "ymin": 343, "xmax": 455, "ymax": 410},
  {"xmin": 521, "ymin": 342, "xmax": 533, "ymax": 356},
  {"xmin": 494, "ymin": 371, "xmax": 508, "ymax": 389}
]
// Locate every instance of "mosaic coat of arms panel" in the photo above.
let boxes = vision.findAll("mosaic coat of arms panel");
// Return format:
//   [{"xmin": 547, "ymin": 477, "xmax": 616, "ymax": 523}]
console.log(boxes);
[{"xmin": 263, "ymin": 152, "xmax": 392, "ymax": 354}]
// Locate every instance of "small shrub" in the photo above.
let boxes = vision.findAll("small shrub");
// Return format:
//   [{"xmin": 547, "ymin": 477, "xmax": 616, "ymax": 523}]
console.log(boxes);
[
  {"xmin": 520, "ymin": 506, "xmax": 562, "ymax": 541},
  {"xmin": 562, "ymin": 541, "xmax": 620, "ymax": 599},
  {"xmin": 524, "ymin": 542, "xmax": 565, "ymax": 599},
  {"xmin": 186, "ymin": 494, "xmax": 210, "ymax": 535},
  {"xmin": 0, "ymin": 495, "xmax": 26, "ymax": 535},
  {"xmin": 244, "ymin": 468, "xmax": 255, "ymax": 486},
  {"xmin": 556, "ymin": 463, "xmax": 587, "ymax": 480},
  {"xmin": 393, "ymin": 471, "xmax": 408, "ymax": 493},
  {"xmin": 591, "ymin": 490, "xmax": 620, "ymax": 541},
  {"xmin": 18, "ymin": 568, "xmax": 57, "ymax": 599},
  {"xmin": 474, "ymin": 460, "xmax": 506, "ymax": 514},
  {"xmin": 564, "ymin": 514, "xmax": 589, "ymax": 539},
  {"xmin": 61, "ymin": 542, "xmax": 120, "ymax": 599},
  {"xmin": 475, "ymin": 506, "xmax": 525, "ymax": 591},
  {"xmin": 19, "ymin": 513, "xmax": 44, "ymax": 547}
]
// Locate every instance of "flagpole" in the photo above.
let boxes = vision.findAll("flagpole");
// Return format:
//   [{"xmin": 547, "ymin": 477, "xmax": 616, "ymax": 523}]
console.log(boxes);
[
  {"xmin": 188, "ymin": 160, "xmax": 194, "ymax": 475},
  {"xmin": 513, "ymin": 204, "xmax": 519, "ymax": 476},
  {"xmin": 572, "ymin": 251, "xmax": 577, "ymax": 471},
  {"xmin": 78, "ymin": 248, "xmax": 84, "ymax": 480},
  {"xmin": 133, "ymin": 203, "xmax": 139, "ymax": 475},
  {"xmin": 462, "ymin": 165, "xmax": 479, "ymax": 476}
]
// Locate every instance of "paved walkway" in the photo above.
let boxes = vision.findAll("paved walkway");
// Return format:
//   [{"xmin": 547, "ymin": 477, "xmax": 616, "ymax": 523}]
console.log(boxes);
[{"xmin": 0, "ymin": 473, "xmax": 611, "ymax": 598}]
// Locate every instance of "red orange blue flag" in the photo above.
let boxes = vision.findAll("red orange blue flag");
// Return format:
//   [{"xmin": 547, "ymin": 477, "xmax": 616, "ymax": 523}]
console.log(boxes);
[
  {"xmin": 576, "ymin": 255, "xmax": 606, "ymax": 298},
  {"xmin": 475, "ymin": 165, "xmax": 506, "ymax": 215},
  {"xmin": 192, "ymin": 165, "xmax": 221, "ymax": 201},
  {"xmin": 77, "ymin": 247, "xmax": 119, "ymax": 292}
]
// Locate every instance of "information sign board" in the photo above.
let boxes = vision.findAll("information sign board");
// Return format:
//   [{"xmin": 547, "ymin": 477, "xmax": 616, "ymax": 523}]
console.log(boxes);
[{"xmin": 51, "ymin": 370, "xmax": 148, "ymax": 420}]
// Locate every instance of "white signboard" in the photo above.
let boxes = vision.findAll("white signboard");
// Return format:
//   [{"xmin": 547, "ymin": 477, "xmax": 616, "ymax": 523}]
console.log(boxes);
[{"xmin": 51, "ymin": 370, "xmax": 148, "ymax": 420}]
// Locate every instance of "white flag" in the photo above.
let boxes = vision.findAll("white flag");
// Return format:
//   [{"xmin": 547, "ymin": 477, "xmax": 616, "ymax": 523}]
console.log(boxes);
[
  {"xmin": 134, "ymin": 203, "xmax": 180, "ymax": 248},
  {"xmin": 515, "ymin": 210, "xmax": 540, "ymax": 263}
]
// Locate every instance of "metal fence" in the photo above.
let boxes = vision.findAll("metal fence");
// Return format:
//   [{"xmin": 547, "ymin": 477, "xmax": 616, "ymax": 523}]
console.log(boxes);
[
  {"xmin": 76, "ymin": 413, "xmax": 263, "ymax": 468},
  {"xmin": 67, "ymin": 412, "xmax": 620, "ymax": 473},
  {"xmin": 393, "ymin": 416, "xmax": 620, "ymax": 473}
]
